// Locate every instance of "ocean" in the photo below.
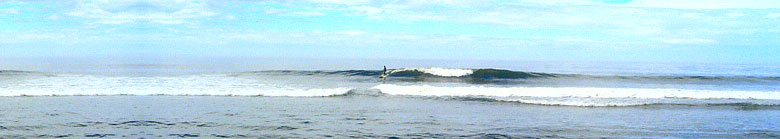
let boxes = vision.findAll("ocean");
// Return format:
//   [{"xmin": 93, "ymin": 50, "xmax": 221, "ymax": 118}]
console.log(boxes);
[{"xmin": 1, "ymin": 59, "xmax": 779, "ymax": 138}]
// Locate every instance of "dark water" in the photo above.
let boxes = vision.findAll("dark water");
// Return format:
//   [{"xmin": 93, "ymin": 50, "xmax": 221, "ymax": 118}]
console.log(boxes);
[
  {"xmin": 262, "ymin": 69, "xmax": 780, "ymax": 90},
  {"xmin": 1, "ymin": 96, "xmax": 778, "ymax": 138}
]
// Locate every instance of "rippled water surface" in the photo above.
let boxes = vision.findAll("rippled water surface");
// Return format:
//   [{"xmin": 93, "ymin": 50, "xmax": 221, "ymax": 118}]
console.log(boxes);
[
  {"xmin": 1, "ymin": 96, "xmax": 778, "ymax": 138},
  {"xmin": 2, "ymin": 61, "xmax": 780, "ymax": 138}
]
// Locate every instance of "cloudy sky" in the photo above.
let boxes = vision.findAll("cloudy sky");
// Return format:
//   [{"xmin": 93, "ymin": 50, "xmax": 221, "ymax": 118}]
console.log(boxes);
[{"xmin": 1, "ymin": 0, "xmax": 779, "ymax": 63}]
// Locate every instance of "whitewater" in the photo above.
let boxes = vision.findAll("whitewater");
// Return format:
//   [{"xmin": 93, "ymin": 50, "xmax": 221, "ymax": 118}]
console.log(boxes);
[
  {"xmin": 3, "ymin": 66, "xmax": 780, "ymax": 138},
  {"xmin": 2, "ymin": 67, "xmax": 779, "ymax": 106}
]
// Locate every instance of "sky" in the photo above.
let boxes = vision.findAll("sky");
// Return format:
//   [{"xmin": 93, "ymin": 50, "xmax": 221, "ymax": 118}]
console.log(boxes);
[{"xmin": 1, "ymin": 0, "xmax": 779, "ymax": 64}]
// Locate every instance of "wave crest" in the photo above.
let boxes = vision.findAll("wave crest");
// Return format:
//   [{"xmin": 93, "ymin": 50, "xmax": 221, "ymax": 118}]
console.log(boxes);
[
  {"xmin": 247, "ymin": 68, "xmax": 780, "ymax": 83},
  {"xmin": 371, "ymin": 84, "xmax": 780, "ymax": 106},
  {"xmin": 372, "ymin": 84, "xmax": 780, "ymax": 99},
  {"xmin": 389, "ymin": 68, "xmax": 474, "ymax": 77},
  {"xmin": 0, "ymin": 87, "xmax": 354, "ymax": 97}
]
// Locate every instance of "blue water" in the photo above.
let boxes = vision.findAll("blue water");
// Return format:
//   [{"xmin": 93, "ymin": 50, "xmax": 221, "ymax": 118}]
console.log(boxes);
[{"xmin": 2, "ymin": 58, "xmax": 779, "ymax": 138}]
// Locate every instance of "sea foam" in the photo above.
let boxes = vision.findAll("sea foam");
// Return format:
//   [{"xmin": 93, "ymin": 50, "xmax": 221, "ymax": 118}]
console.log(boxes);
[
  {"xmin": 0, "ymin": 73, "xmax": 354, "ymax": 96},
  {"xmin": 372, "ymin": 84, "xmax": 780, "ymax": 106},
  {"xmin": 372, "ymin": 84, "xmax": 780, "ymax": 100},
  {"xmin": 390, "ymin": 68, "xmax": 474, "ymax": 77},
  {"xmin": 0, "ymin": 87, "xmax": 353, "ymax": 97}
]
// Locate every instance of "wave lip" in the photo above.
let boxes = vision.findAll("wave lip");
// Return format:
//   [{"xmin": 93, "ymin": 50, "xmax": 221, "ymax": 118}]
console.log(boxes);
[
  {"xmin": 389, "ymin": 68, "xmax": 474, "ymax": 77},
  {"xmin": 372, "ymin": 84, "xmax": 780, "ymax": 106}
]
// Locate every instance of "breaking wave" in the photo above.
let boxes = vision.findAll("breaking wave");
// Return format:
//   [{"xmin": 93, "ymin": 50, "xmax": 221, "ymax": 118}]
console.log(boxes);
[
  {"xmin": 371, "ymin": 84, "xmax": 780, "ymax": 106},
  {"xmin": 371, "ymin": 84, "xmax": 780, "ymax": 99},
  {"xmin": 260, "ymin": 68, "xmax": 780, "ymax": 82},
  {"xmin": 3, "ymin": 69, "xmax": 780, "ymax": 107},
  {"xmin": 389, "ymin": 68, "xmax": 475, "ymax": 77},
  {"xmin": 0, "ymin": 87, "xmax": 354, "ymax": 97}
]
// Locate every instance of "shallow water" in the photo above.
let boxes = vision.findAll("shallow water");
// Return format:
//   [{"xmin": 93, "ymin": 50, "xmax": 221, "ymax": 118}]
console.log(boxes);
[{"xmin": 0, "ymin": 96, "xmax": 778, "ymax": 138}]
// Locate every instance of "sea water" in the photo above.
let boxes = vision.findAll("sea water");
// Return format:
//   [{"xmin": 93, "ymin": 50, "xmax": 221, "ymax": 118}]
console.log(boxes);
[{"xmin": 1, "ymin": 59, "xmax": 779, "ymax": 138}]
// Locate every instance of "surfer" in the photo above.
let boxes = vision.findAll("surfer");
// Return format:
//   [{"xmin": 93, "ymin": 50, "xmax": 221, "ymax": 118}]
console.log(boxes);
[{"xmin": 379, "ymin": 66, "xmax": 389, "ymax": 79}]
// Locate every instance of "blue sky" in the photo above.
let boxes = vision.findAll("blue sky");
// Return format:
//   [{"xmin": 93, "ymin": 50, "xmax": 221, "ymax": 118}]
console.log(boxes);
[{"xmin": 1, "ymin": 0, "xmax": 779, "ymax": 64}]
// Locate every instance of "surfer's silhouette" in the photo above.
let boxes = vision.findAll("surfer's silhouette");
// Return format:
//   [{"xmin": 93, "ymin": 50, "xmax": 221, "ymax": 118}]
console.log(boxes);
[{"xmin": 379, "ymin": 66, "xmax": 389, "ymax": 79}]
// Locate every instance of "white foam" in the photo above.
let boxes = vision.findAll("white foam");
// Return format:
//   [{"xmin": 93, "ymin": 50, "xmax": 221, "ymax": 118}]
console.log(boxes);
[
  {"xmin": 0, "ymin": 73, "xmax": 353, "ymax": 97},
  {"xmin": 372, "ymin": 84, "xmax": 780, "ymax": 100},
  {"xmin": 0, "ymin": 87, "xmax": 352, "ymax": 97},
  {"xmin": 391, "ymin": 68, "xmax": 474, "ymax": 77},
  {"xmin": 501, "ymin": 98, "xmax": 651, "ymax": 106}
]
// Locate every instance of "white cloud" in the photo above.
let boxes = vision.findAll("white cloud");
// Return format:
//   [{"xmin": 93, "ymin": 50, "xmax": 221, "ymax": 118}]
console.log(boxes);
[
  {"xmin": 625, "ymin": 0, "xmax": 780, "ymax": 9},
  {"xmin": 654, "ymin": 38, "xmax": 715, "ymax": 44},
  {"xmin": 0, "ymin": 9, "xmax": 19, "ymax": 14},
  {"xmin": 224, "ymin": 15, "xmax": 235, "ymax": 20},
  {"xmin": 336, "ymin": 30, "xmax": 365, "ymax": 35},
  {"xmin": 392, "ymin": 35, "xmax": 420, "ymax": 40},
  {"xmin": 288, "ymin": 0, "xmax": 777, "ymax": 48},
  {"xmin": 48, "ymin": 14, "xmax": 61, "ymax": 20},
  {"xmin": 349, "ymin": 6, "xmax": 383, "ymax": 15},
  {"xmin": 397, "ymin": 13, "xmax": 446, "ymax": 21},
  {"xmin": 151, "ymin": 20, "xmax": 186, "ymax": 25},
  {"xmin": 471, "ymin": 12, "xmax": 526, "ymax": 26},
  {"xmin": 0, "ymin": 30, "xmax": 93, "ymax": 44},
  {"xmin": 516, "ymin": 0, "xmax": 780, "ymax": 9},
  {"xmin": 344, "ymin": 4, "xmax": 450, "ymax": 22},
  {"xmin": 265, "ymin": 8, "xmax": 290, "ymax": 14},
  {"xmin": 6, "ymin": 0, "xmax": 778, "ymax": 54},
  {"xmin": 518, "ymin": 0, "xmax": 602, "ymax": 6},
  {"xmin": 290, "ymin": 11, "xmax": 324, "ymax": 16},
  {"xmin": 726, "ymin": 12, "xmax": 745, "ymax": 17},
  {"xmin": 556, "ymin": 36, "xmax": 590, "ymax": 43},
  {"xmin": 218, "ymin": 33, "xmax": 267, "ymax": 40},
  {"xmin": 455, "ymin": 35, "xmax": 472, "ymax": 40},
  {"xmin": 769, "ymin": 13, "xmax": 780, "ymax": 18},
  {"xmin": 308, "ymin": 0, "xmax": 370, "ymax": 5},
  {"xmin": 682, "ymin": 13, "xmax": 704, "ymax": 18},
  {"xmin": 66, "ymin": 0, "xmax": 217, "ymax": 25},
  {"xmin": 209, "ymin": 30, "xmax": 538, "ymax": 49},
  {"xmin": 96, "ymin": 19, "xmax": 133, "ymax": 24},
  {"xmin": 264, "ymin": 8, "xmax": 324, "ymax": 17}
]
